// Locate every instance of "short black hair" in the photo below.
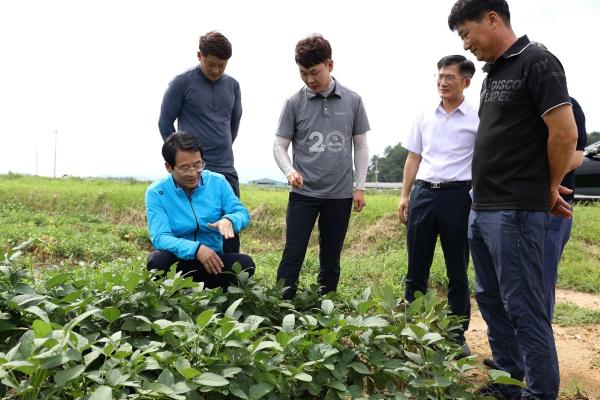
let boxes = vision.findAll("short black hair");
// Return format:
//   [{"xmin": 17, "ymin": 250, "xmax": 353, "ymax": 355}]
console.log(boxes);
[
  {"xmin": 448, "ymin": 0, "xmax": 511, "ymax": 31},
  {"xmin": 437, "ymin": 55, "xmax": 476, "ymax": 78},
  {"xmin": 295, "ymin": 34, "xmax": 332, "ymax": 68},
  {"xmin": 162, "ymin": 132, "xmax": 204, "ymax": 167},
  {"xmin": 199, "ymin": 31, "xmax": 232, "ymax": 60}
]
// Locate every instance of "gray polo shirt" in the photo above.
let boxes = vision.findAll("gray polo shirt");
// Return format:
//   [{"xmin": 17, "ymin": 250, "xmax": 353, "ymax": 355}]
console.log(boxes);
[{"xmin": 276, "ymin": 80, "xmax": 370, "ymax": 199}]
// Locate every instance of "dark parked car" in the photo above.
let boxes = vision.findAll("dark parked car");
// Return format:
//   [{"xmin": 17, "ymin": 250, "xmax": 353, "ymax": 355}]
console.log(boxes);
[{"xmin": 574, "ymin": 140, "xmax": 600, "ymax": 199}]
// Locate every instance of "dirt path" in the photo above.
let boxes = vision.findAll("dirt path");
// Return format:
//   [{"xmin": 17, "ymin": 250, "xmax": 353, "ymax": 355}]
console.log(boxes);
[
  {"xmin": 556, "ymin": 288, "xmax": 600, "ymax": 312},
  {"xmin": 466, "ymin": 304, "xmax": 600, "ymax": 399}
]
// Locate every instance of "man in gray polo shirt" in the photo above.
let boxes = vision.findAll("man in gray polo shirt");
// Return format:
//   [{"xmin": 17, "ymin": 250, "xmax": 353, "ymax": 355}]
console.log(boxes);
[
  {"xmin": 273, "ymin": 34, "xmax": 370, "ymax": 299},
  {"xmin": 159, "ymin": 31, "xmax": 242, "ymax": 254}
]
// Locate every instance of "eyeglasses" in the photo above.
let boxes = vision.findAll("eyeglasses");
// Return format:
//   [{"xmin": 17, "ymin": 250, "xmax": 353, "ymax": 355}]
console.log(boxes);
[
  {"xmin": 174, "ymin": 160, "xmax": 206, "ymax": 175},
  {"xmin": 435, "ymin": 74, "xmax": 465, "ymax": 83}
]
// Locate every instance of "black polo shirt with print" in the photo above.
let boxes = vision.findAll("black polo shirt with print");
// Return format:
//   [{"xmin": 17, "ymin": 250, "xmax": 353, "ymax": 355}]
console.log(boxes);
[{"xmin": 472, "ymin": 35, "xmax": 571, "ymax": 211}]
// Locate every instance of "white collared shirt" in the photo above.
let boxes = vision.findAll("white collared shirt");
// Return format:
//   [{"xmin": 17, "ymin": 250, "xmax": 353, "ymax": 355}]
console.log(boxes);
[{"xmin": 402, "ymin": 100, "xmax": 479, "ymax": 182}]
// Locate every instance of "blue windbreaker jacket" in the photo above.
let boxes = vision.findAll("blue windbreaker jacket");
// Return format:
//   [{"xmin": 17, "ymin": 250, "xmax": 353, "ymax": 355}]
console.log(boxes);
[{"xmin": 145, "ymin": 170, "xmax": 250, "ymax": 259}]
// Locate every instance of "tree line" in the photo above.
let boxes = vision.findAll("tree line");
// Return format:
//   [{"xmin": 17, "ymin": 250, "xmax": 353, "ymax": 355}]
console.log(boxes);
[{"xmin": 367, "ymin": 132, "xmax": 600, "ymax": 183}]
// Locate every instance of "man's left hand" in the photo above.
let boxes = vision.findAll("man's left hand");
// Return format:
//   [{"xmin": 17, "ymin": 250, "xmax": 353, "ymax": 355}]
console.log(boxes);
[
  {"xmin": 353, "ymin": 190, "xmax": 366, "ymax": 212},
  {"xmin": 550, "ymin": 185, "xmax": 573, "ymax": 218},
  {"xmin": 208, "ymin": 218, "xmax": 235, "ymax": 239}
]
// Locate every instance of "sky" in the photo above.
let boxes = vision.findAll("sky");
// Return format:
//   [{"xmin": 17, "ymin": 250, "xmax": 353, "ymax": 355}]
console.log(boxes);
[{"xmin": 1, "ymin": 0, "xmax": 598, "ymax": 183}]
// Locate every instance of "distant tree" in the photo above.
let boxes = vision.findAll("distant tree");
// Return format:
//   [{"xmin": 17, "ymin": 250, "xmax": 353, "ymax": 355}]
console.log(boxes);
[
  {"xmin": 367, "ymin": 143, "xmax": 409, "ymax": 182},
  {"xmin": 588, "ymin": 131, "xmax": 600, "ymax": 145}
]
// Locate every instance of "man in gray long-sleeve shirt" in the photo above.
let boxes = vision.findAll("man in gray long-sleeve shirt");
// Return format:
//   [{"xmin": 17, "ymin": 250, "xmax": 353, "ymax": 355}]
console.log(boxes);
[{"xmin": 159, "ymin": 30, "xmax": 242, "ymax": 253}]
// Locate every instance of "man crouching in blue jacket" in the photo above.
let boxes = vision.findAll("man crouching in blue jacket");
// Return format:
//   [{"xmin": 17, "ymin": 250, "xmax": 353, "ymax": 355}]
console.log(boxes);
[{"xmin": 146, "ymin": 131, "xmax": 255, "ymax": 288}]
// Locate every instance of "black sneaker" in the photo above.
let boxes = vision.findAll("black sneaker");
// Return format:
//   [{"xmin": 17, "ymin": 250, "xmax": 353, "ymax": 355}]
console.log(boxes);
[
  {"xmin": 475, "ymin": 383, "xmax": 521, "ymax": 400},
  {"xmin": 482, "ymin": 358, "xmax": 496, "ymax": 368},
  {"xmin": 455, "ymin": 343, "xmax": 472, "ymax": 359}
]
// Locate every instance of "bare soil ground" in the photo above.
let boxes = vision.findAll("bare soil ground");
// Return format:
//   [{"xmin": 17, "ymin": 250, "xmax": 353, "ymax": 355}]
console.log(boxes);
[{"xmin": 466, "ymin": 291, "xmax": 600, "ymax": 399}]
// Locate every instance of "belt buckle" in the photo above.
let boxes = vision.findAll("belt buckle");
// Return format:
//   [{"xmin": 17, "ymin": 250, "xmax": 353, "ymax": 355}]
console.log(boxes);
[{"xmin": 431, "ymin": 182, "xmax": 441, "ymax": 189}]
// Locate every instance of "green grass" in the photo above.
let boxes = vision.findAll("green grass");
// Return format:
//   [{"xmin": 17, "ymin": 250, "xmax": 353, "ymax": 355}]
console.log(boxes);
[
  {"xmin": 1, "ymin": 173, "xmax": 600, "ymax": 298},
  {"xmin": 553, "ymin": 303, "xmax": 600, "ymax": 326}
]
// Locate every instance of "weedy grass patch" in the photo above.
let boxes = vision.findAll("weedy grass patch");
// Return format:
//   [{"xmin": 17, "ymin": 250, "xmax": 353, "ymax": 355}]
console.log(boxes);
[
  {"xmin": 1, "ymin": 174, "xmax": 599, "ymax": 296},
  {"xmin": 553, "ymin": 303, "xmax": 600, "ymax": 326},
  {"xmin": 0, "ymin": 244, "xmax": 521, "ymax": 399}
]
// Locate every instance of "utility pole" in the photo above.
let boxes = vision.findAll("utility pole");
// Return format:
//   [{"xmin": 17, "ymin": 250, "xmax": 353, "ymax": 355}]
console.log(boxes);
[
  {"xmin": 53, "ymin": 129, "xmax": 58, "ymax": 178},
  {"xmin": 375, "ymin": 159, "xmax": 379, "ymax": 188}
]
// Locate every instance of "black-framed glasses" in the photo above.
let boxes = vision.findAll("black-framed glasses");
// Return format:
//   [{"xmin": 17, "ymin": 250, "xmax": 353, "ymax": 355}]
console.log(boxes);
[
  {"xmin": 174, "ymin": 160, "xmax": 206, "ymax": 175},
  {"xmin": 435, "ymin": 74, "xmax": 464, "ymax": 83}
]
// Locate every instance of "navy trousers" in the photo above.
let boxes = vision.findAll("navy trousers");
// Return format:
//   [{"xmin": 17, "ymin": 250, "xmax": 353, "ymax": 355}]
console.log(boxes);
[
  {"xmin": 543, "ymin": 210, "xmax": 573, "ymax": 321},
  {"xmin": 469, "ymin": 210, "xmax": 558, "ymax": 400},
  {"xmin": 404, "ymin": 184, "xmax": 471, "ymax": 341},
  {"xmin": 276, "ymin": 192, "xmax": 353, "ymax": 299},
  {"xmin": 147, "ymin": 250, "xmax": 255, "ymax": 289}
]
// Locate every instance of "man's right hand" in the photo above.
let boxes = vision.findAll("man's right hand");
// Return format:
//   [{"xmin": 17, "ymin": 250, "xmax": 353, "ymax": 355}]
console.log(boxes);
[
  {"xmin": 196, "ymin": 245, "xmax": 224, "ymax": 275},
  {"xmin": 287, "ymin": 170, "xmax": 304, "ymax": 189},
  {"xmin": 398, "ymin": 197, "xmax": 410, "ymax": 225},
  {"xmin": 550, "ymin": 185, "xmax": 573, "ymax": 218}
]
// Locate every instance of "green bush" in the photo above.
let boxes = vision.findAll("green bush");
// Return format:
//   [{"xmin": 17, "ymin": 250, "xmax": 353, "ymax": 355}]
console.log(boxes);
[{"xmin": 0, "ymin": 243, "xmax": 519, "ymax": 399}]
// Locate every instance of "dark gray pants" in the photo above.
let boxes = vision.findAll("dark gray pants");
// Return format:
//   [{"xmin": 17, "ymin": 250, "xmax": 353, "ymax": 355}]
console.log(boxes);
[{"xmin": 469, "ymin": 210, "xmax": 558, "ymax": 400}]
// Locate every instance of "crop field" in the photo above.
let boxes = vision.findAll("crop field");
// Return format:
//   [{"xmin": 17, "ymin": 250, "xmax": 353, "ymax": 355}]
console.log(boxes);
[{"xmin": 0, "ymin": 174, "xmax": 599, "ymax": 399}]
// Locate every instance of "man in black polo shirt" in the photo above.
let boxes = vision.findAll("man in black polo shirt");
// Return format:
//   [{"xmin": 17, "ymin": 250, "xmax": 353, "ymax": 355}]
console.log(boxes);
[{"xmin": 448, "ymin": 1, "xmax": 577, "ymax": 399}]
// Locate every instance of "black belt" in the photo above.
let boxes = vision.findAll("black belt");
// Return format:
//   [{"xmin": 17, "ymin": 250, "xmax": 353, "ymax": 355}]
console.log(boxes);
[{"xmin": 415, "ymin": 180, "xmax": 471, "ymax": 189}]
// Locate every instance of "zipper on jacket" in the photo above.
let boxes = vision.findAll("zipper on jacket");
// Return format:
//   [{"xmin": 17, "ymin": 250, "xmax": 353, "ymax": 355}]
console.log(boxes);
[{"xmin": 186, "ymin": 193, "xmax": 200, "ymax": 241}]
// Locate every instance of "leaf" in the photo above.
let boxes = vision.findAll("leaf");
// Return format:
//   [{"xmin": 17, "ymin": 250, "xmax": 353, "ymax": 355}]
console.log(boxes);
[
  {"xmin": 153, "ymin": 319, "xmax": 173, "ymax": 330},
  {"xmin": 181, "ymin": 367, "xmax": 201, "ymax": 379},
  {"xmin": 244, "ymin": 315, "xmax": 265, "ymax": 330},
  {"xmin": 124, "ymin": 271, "xmax": 139, "ymax": 292},
  {"xmin": 356, "ymin": 300, "xmax": 378, "ymax": 314},
  {"xmin": 89, "ymin": 386, "xmax": 113, "ymax": 400},
  {"xmin": 55, "ymin": 364, "xmax": 86, "ymax": 386},
  {"xmin": 32, "ymin": 319, "xmax": 52, "ymax": 338},
  {"xmin": 324, "ymin": 379, "xmax": 346, "ymax": 392},
  {"xmin": 11, "ymin": 293, "xmax": 46, "ymax": 307},
  {"xmin": 24, "ymin": 305, "xmax": 49, "ymax": 322},
  {"xmin": 362, "ymin": 316, "xmax": 388, "ymax": 328},
  {"xmin": 230, "ymin": 385, "xmax": 249, "ymax": 399},
  {"xmin": 158, "ymin": 369, "xmax": 174, "ymax": 387},
  {"xmin": 84, "ymin": 350, "xmax": 101, "ymax": 366},
  {"xmin": 222, "ymin": 367, "xmax": 242, "ymax": 378},
  {"xmin": 282, "ymin": 314, "xmax": 295, "ymax": 332},
  {"xmin": 46, "ymin": 273, "xmax": 70, "ymax": 288},
  {"xmin": 249, "ymin": 382, "xmax": 273, "ymax": 399},
  {"xmin": 64, "ymin": 308, "xmax": 99, "ymax": 331},
  {"xmin": 252, "ymin": 340, "xmax": 283, "ymax": 354},
  {"xmin": 421, "ymin": 332, "xmax": 443, "ymax": 345},
  {"xmin": 195, "ymin": 372, "xmax": 229, "ymax": 387},
  {"xmin": 101, "ymin": 306, "xmax": 121, "ymax": 323},
  {"xmin": 349, "ymin": 362, "xmax": 371, "ymax": 375},
  {"xmin": 321, "ymin": 299, "xmax": 335, "ymax": 315},
  {"xmin": 322, "ymin": 331, "xmax": 338, "ymax": 345},
  {"xmin": 225, "ymin": 298, "xmax": 243, "ymax": 318},
  {"xmin": 294, "ymin": 372, "xmax": 312, "ymax": 382},
  {"xmin": 490, "ymin": 369, "xmax": 527, "ymax": 387},
  {"xmin": 107, "ymin": 368, "xmax": 130, "ymax": 386},
  {"xmin": 196, "ymin": 309, "xmax": 215, "ymax": 329}
]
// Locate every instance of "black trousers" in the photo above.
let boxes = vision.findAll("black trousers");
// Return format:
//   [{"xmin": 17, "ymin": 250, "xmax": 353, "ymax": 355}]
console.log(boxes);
[
  {"xmin": 215, "ymin": 170, "xmax": 241, "ymax": 254},
  {"xmin": 147, "ymin": 249, "xmax": 255, "ymax": 289},
  {"xmin": 404, "ymin": 184, "xmax": 471, "ymax": 340},
  {"xmin": 276, "ymin": 192, "xmax": 353, "ymax": 299}
]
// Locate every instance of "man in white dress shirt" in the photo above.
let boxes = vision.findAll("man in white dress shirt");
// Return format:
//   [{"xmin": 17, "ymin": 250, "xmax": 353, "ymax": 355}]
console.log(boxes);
[{"xmin": 398, "ymin": 54, "xmax": 478, "ymax": 357}]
